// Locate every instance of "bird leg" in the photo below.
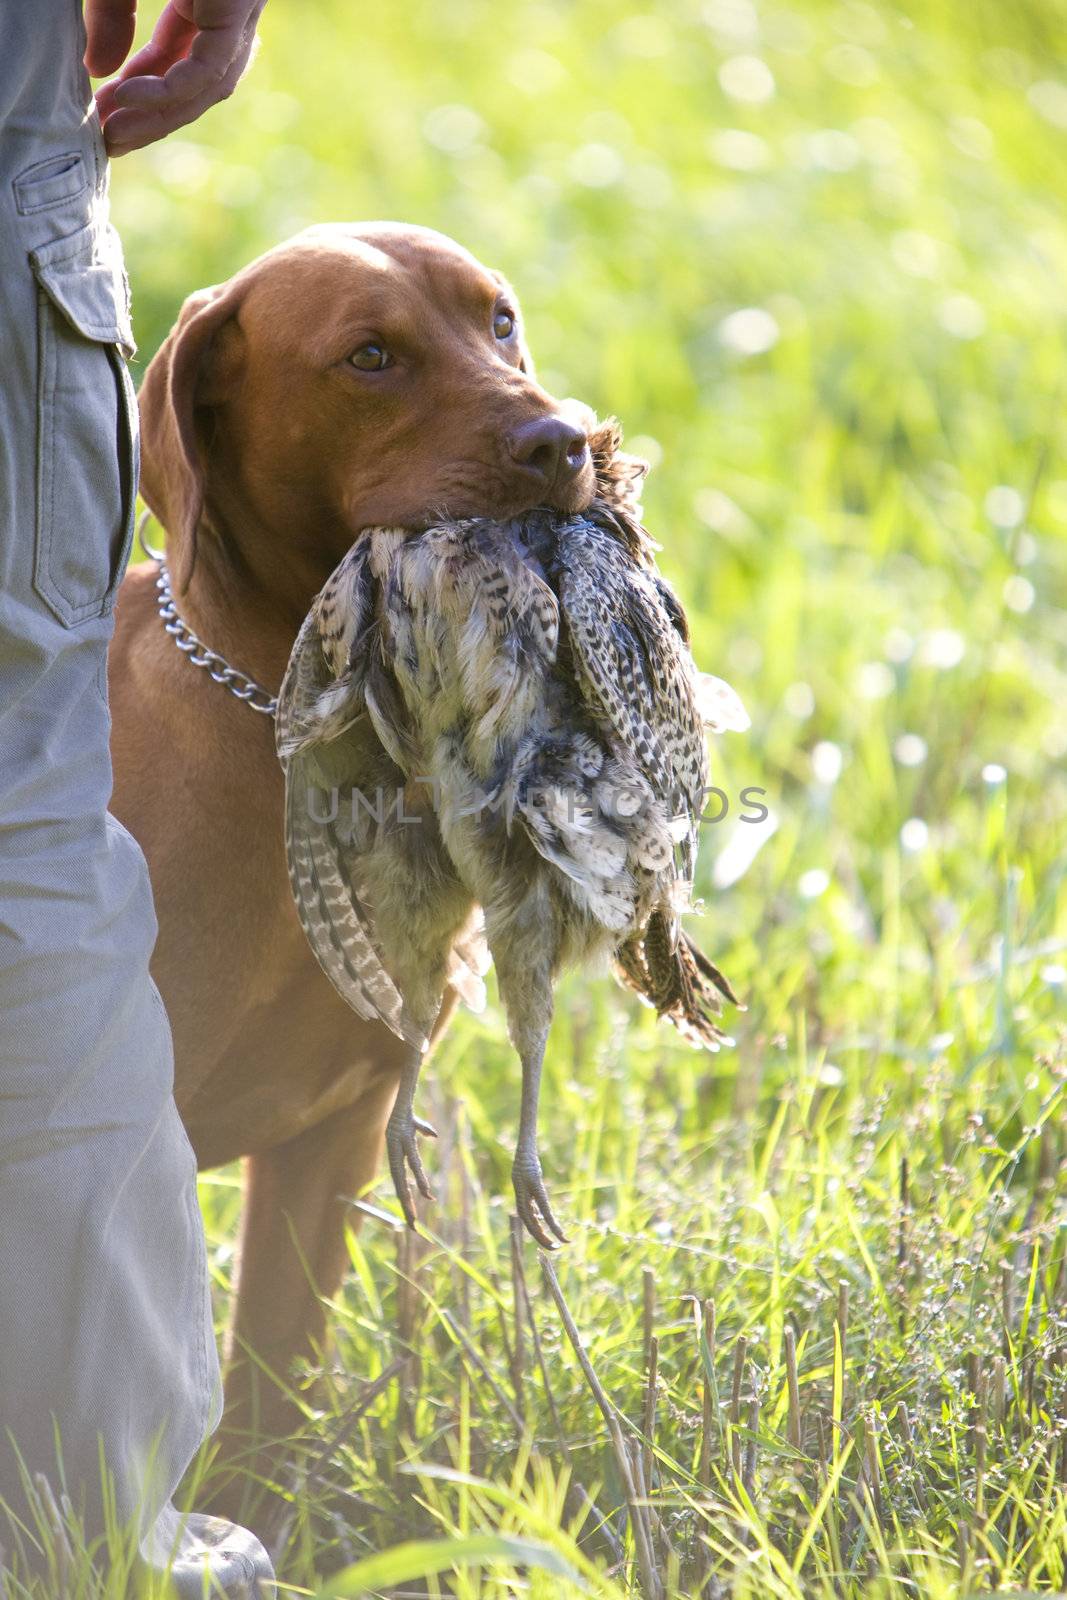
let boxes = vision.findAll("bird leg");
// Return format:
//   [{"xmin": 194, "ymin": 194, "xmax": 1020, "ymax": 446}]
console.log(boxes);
[
  {"xmin": 491, "ymin": 894, "xmax": 568, "ymax": 1248},
  {"xmin": 512, "ymin": 1018, "xmax": 568, "ymax": 1249},
  {"xmin": 385, "ymin": 1039, "xmax": 437, "ymax": 1228},
  {"xmin": 492, "ymin": 945, "xmax": 565, "ymax": 1247}
]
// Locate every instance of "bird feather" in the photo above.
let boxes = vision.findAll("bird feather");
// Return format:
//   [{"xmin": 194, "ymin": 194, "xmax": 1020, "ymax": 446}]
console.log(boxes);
[{"xmin": 277, "ymin": 420, "xmax": 745, "ymax": 1055}]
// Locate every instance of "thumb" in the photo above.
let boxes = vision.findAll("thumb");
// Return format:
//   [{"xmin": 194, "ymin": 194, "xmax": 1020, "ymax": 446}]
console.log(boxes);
[{"xmin": 84, "ymin": 0, "xmax": 138, "ymax": 77}]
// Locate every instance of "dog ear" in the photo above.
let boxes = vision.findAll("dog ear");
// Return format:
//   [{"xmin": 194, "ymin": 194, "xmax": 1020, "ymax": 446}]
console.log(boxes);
[{"xmin": 138, "ymin": 280, "xmax": 245, "ymax": 595}]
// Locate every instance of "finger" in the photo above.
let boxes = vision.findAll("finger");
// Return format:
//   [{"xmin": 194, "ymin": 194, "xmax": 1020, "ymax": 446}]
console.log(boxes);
[
  {"xmin": 83, "ymin": 0, "xmax": 138, "ymax": 77},
  {"xmin": 112, "ymin": 3, "xmax": 260, "ymax": 113},
  {"xmin": 137, "ymin": 18, "xmax": 251, "ymax": 106},
  {"xmin": 101, "ymin": 60, "xmax": 243, "ymax": 154},
  {"xmin": 94, "ymin": 8, "xmax": 197, "ymax": 122}
]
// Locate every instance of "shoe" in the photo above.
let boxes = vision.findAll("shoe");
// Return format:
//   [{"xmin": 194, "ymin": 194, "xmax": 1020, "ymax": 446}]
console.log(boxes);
[{"xmin": 146, "ymin": 1508, "xmax": 276, "ymax": 1597}]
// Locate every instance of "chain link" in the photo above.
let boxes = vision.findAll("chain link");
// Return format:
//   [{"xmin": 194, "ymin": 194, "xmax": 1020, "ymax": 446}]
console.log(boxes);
[{"xmin": 151, "ymin": 559, "xmax": 279, "ymax": 718}]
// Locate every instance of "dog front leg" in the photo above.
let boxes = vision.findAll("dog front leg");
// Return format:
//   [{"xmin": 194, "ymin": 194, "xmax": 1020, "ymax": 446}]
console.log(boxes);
[{"xmin": 206, "ymin": 1075, "xmax": 397, "ymax": 1528}]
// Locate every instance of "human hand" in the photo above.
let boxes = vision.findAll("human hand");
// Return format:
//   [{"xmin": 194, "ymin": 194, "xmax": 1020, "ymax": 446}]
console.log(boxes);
[{"xmin": 85, "ymin": 1, "xmax": 267, "ymax": 157}]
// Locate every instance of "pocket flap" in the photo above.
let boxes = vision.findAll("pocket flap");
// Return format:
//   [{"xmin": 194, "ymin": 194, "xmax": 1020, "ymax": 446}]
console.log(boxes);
[
  {"xmin": 30, "ymin": 222, "xmax": 136, "ymax": 358},
  {"xmin": 13, "ymin": 152, "xmax": 90, "ymax": 215}
]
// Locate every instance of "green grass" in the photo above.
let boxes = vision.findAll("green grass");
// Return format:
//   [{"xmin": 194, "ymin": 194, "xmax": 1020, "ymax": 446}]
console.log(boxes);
[{"xmin": 34, "ymin": 0, "xmax": 1067, "ymax": 1593}]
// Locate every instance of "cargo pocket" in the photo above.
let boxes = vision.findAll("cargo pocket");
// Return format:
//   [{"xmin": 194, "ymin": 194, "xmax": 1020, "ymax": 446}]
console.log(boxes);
[
  {"xmin": 30, "ymin": 220, "xmax": 138, "ymax": 628},
  {"xmin": 13, "ymin": 151, "xmax": 91, "ymax": 216}
]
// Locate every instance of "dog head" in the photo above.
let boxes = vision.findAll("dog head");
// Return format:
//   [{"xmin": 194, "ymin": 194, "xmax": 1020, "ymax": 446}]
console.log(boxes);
[{"xmin": 139, "ymin": 222, "xmax": 596, "ymax": 594}]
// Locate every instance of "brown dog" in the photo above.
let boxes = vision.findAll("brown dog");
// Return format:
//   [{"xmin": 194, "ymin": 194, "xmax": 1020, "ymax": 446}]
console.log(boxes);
[{"xmin": 107, "ymin": 222, "xmax": 595, "ymax": 1515}]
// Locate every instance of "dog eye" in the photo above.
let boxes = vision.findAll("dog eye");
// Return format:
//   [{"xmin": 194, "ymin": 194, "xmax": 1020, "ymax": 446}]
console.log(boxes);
[
  {"xmin": 493, "ymin": 310, "xmax": 515, "ymax": 340},
  {"xmin": 349, "ymin": 343, "xmax": 391, "ymax": 371}
]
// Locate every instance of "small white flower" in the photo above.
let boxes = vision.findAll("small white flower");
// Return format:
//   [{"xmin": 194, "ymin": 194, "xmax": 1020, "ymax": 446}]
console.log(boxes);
[
  {"xmin": 884, "ymin": 628, "xmax": 914, "ymax": 663},
  {"xmin": 1003, "ymin": 576, "xmax": 1035, "ymax": 613},
  {"xmin": 856, "ymin": 661, "xmax": 894, "ymax": 700},
  {"xmin": 918, "ymin": 628, "xmax": 966, "ymax": 669},
  {"xmin": 718, "ymin": 54, "xmax": 776, "ymax": 104},
  {"xmin": 702, "ymin": 0, "xmax": 759, "ymax": 45},
  {"xmin": 718, "ymin": 306, "xmax": 780, "ymax": 355},
  {"xmin": 708, "ymin": 129, "xmax": 770, "ymax": 170},
  {"xmin": 811, "ymin": 741, "xmax": 843, "ymax": 784},
  {"xmin": 900, "ymin": 818, "xmax": 929, "ymax": 852},
  {"xmin": 938, "ymin": 294, "xmax": 986, "ymax": 339},
  {"xmin": 981, "ymin": 763, "xmax": 1007, "ymax": 786},
  {"xmin": 806, "ymin": 129, "xmax": 861, "ymax": 171},
  {"xmin": 984, "ymin": 485, "xmax": 1025, "ymax": 528},
  {"xmin": 783, "ymin": 681, "xmax": 815, "ymax": 718},
  {"xmin": 894, "ymin": 734, "xmax": 928, "ymax": 767},
  {"xmin": 798, "ymin": 867, "xmax": 830, "ymax": 899}
]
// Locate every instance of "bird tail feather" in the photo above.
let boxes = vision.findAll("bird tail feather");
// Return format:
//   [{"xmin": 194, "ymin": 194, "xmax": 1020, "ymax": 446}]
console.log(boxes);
[{"xmin": 614, "ymin": 909, "xmax": 739, "ymax": 1050}]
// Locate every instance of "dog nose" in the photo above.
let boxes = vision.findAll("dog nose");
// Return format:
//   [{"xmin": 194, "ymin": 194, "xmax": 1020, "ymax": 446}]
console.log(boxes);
[{"xmin": 507, "ymin": 416, "xmax": 589, "ymax": 488}]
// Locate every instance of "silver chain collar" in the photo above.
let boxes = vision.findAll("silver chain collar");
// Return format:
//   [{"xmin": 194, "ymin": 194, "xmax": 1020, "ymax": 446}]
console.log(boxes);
[{"xmin": 142, "ymin": 519, "xmax": 279, "ymax": 717}]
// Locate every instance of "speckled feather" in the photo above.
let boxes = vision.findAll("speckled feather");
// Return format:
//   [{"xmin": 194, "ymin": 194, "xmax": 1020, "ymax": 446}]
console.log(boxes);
[
  {"xmin": 276, "ymin": 577, "xmax": 412, "ymax": 1040},
  {"xmin": 276, "ymin": 420, "xmax": 745, "ymax": 1054}
]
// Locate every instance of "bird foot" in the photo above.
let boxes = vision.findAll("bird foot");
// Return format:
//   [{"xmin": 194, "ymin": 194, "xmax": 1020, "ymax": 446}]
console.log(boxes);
[
  {"xmin": 512, "ymin": 1150, "xmax": 569, "ymax": 1249},
  {"xmin": 386, "ymin": 1107, "xmax": 436, "ymax": 1228}
]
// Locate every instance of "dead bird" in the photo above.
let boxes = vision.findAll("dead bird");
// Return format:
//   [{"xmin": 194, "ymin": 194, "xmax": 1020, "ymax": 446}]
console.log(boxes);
[{"xmin": 276, "ymin": 422, "xmax": 748, "ymax": 1247}]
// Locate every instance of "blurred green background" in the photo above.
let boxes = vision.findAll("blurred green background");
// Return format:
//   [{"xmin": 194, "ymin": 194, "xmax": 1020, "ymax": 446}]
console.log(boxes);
[
  {"xmin": 103, "ymin": 1, "xmax": 1067, "ymax": 1591},
  {"xmin": 110, "ymin": 0, "xmax": 1067, "ymax": 1112}
]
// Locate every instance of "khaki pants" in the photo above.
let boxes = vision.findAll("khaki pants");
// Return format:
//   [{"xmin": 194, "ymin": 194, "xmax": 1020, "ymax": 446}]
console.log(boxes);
[{"xmin": 0, "ymin": 3, "xmax": 273, "ymax": 1590}]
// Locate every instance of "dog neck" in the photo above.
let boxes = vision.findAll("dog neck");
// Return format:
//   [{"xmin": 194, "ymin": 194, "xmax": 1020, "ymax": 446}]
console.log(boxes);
[{"xmin": 169, "ymin": 518, "xmax": 344, "ymax": 695}]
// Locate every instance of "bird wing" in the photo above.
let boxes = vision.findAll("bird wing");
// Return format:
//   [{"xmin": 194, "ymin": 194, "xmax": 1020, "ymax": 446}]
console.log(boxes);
[
  {"xmin": 553, "ymin": 514, "xmax": 709, "ymax": 880},
  {"xmin": 276, "ymin": 540, "xmax": 376, "ymax": 759},
  {"xmin": 276, "ymin": 542, "xmax": 411, "ymax": 1042}
]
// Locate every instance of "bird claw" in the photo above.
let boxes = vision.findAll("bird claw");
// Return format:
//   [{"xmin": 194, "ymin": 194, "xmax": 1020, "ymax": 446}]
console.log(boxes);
[
  {"xmin": 386, "ymin": 1109, "xmax": 435, "ymax": 1228},
  {"xmin": 512, "ymin": 1154, "xmax": 569, "ymax": 1249}
]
